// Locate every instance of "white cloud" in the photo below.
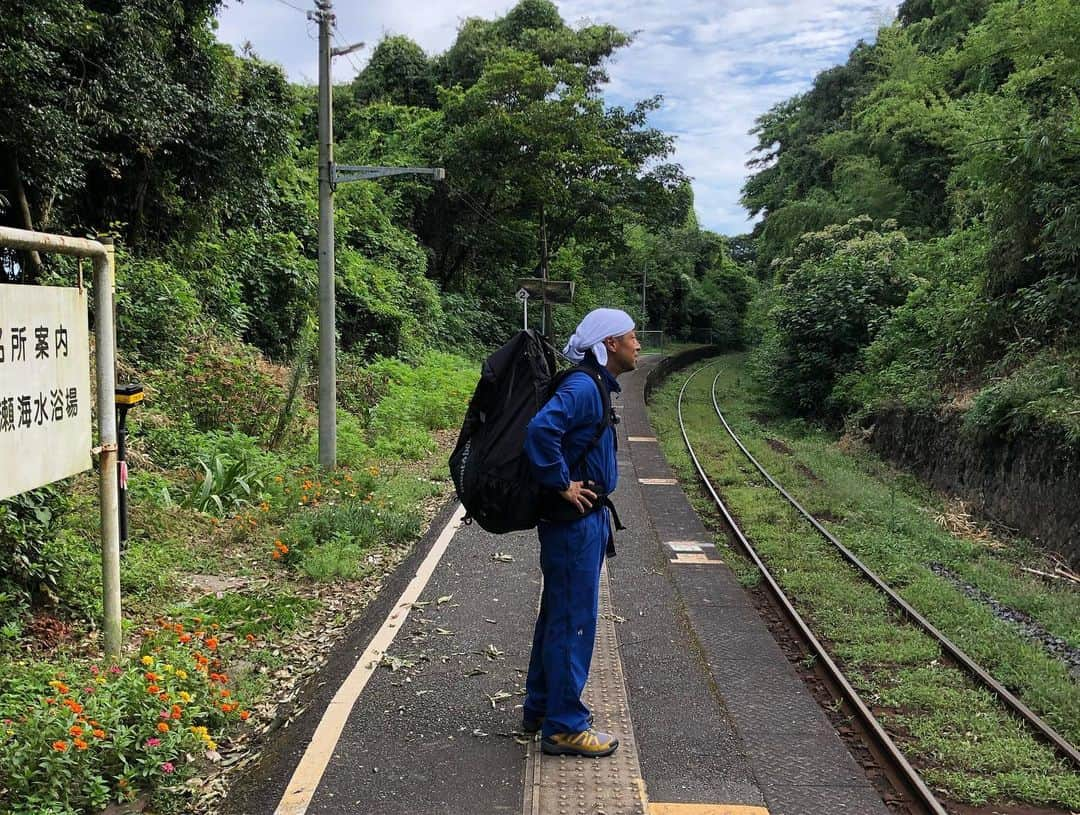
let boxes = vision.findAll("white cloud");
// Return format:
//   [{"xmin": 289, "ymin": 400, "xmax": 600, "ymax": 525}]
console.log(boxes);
[{"xmin": 215, "ymin": 0, "xmax": 900, "ymax": 233}]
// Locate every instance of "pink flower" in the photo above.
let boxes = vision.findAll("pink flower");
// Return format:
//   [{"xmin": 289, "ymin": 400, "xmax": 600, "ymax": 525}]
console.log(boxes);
[
  {"xmin": 159, "ymin": 710, "xmax": 171, "ymax": 719},
  {"xmin": 145, "ymin": 737, "xmax": 162, "ymax": 748},
  {"xmin": 89, "ymin": 665, "xmax": 100, "ymax": 676},
  {"xmin": 109, "ymin": 665, "xmax": 122, "ymax": 675},
  {"xmin": 161, "ymin": 762, "xmax": 175, "ymax": 774},
  {"xmin": 84, "ymin": 686, "xmax": 95, "ymax": 694}
]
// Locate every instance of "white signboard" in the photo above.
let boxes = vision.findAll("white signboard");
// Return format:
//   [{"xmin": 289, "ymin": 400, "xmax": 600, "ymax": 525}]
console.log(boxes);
[
  {"xmin": 515, "ymin": 287, "xmax": 530, "ymax": 301},
  {"xmin": 0, "ymin": 284, "xmax": 92, "ymax": 500}
]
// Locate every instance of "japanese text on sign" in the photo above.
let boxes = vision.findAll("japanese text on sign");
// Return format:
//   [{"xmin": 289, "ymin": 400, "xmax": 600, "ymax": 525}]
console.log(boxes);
[{"xmin": 0, "ymin": 284, "xmax": 92, "ymax": 500}]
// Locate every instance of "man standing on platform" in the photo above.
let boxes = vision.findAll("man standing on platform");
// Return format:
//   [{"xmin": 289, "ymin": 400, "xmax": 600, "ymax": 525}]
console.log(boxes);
[{"xmin": 521, "ymin": 308, "xmax": 640, "ymax": 757}]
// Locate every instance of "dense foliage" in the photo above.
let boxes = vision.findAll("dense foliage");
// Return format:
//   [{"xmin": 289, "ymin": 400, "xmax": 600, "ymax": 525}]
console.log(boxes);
[{"xmin": 744, "ymin": 0, "xmax": 1079, "ymax": 441}]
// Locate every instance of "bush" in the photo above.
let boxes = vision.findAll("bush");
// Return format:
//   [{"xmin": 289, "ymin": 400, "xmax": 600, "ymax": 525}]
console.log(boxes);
[
  {"xmin": 838, "ymin": 226, "xmax": 994, "ymax": 414},
  {"xmin": 115, "ymin": 254, "xmax": 202, "ymax": 364},
  {"xmin": 366, "ymin": 351, "xmax": 476, "ymax": 459},
  {"xmin": 156, "ymin": 336, "xmax": 285, "ymax": 438},
  {"xmin": 176, "ymin": 231, "xmax": 317, "ymax": 360},
  {"xmin": 964, "ymin": 347, "xmax": 1080, "ymax": 446},
  {"xmin": 0, "ymin": 485, "xmax": 68, "ymax": 607},
  {"xmin": 758, "ymin": 218, "xmax": 913, "ymax": 419},
  {"xmin": 335, "ymin": 248, "xmax": 443, "ymax": 361}
]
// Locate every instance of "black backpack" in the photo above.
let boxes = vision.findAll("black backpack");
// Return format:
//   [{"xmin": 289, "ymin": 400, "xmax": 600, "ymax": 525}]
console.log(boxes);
[{"xmin": 449, "ymin": 330, "xmax": 611, "ymax": 534}]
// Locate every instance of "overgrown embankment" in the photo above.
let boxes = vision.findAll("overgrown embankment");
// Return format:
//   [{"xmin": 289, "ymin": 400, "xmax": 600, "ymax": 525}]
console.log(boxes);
[{"xmin": 869, "ymin": 409, "xmax": 1080, "ymax": 566}]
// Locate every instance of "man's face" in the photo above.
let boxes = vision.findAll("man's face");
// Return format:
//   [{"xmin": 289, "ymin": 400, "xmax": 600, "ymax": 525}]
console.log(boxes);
[{"xmin": 605, "ymin": 329, "xmax": 641, "ymax": 375}]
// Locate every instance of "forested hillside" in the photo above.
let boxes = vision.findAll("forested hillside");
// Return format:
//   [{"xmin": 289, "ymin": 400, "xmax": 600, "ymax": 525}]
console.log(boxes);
[
  {"xmin": 743, "ymin": 0, "xmax": 1078, "ymax": 443},
  {"xmin": 1, "ymin": 0, "xmax": 751, "ymax": 357}
]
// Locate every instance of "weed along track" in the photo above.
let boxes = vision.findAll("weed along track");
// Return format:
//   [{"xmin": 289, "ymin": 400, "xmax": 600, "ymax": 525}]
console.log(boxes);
[{"xmin": 656, "ymin": 359, "xmax": 1080, "ymax": 814}]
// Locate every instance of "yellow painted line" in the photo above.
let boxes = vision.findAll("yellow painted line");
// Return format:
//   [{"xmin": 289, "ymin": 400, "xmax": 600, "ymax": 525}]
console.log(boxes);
[
  {"xmin": 274, "ymin": 504, "xmax": 468, "ymax": 815},
  {"xmin": 649, "ymin": 804, "xmax": 770, "ymax": 815}
]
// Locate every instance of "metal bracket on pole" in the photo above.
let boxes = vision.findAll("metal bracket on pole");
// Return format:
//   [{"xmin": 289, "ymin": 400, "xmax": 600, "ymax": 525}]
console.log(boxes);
[{"xmin": 332, "ymin": 165, "xmax": 446, "ymax": 189}]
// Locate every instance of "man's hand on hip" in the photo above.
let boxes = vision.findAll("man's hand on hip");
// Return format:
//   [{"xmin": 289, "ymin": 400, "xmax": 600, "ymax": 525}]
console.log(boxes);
[{"xmin": 559, "ymin": 481, "xmax": 597, "ymax": 514}]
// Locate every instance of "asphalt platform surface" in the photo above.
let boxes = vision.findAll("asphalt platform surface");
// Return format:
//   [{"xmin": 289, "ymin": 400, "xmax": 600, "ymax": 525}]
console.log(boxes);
[{"xmin": 223, "ymin": 353, "xmax": 889, "ymax": 815}]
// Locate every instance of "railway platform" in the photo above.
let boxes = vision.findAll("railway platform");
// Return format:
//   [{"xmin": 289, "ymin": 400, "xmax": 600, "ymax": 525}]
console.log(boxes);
[{"xmin": 223, "ymin": 354, "xmax": 889, "ymax": 815}]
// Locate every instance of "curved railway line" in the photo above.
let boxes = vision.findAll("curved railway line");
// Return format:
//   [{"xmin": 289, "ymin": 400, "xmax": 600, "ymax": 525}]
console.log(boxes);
[{"xmin": 674, "ymin": 362, "xmax": 1080, "ymax": 815}]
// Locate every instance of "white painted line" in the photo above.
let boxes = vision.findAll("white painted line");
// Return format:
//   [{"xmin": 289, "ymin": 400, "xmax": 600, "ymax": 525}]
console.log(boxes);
[
  {"xmin": 669, "ymin": 554, "xmax": 724, "ymax": 565},
  {"xmin": 628, "ymin": 436, "xmax": 657, "ymax": 442},
  {"xmin": 666, "ymin": 542, "xmax": 704, "ymax": 553},
  {"xmin": 274, "ymin": 503, "xmax": 467, "ymax": 815},
  {"xmin": 639, "ymin": 478, "xmax": 678, "ymax": 486}
]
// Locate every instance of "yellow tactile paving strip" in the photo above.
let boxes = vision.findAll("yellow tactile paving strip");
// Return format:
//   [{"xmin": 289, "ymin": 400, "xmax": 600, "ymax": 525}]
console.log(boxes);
[{"xmin": 524, "ymin": 564, "xmax": 648, "ymax": 815}]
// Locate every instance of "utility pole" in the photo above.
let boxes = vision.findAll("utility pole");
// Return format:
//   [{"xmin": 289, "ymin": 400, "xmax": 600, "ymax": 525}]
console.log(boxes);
[
  {"xmin": 540, "ymin": 204, "xmax": 551, "ymax": 337},
  {"xmin": 641, "ymin": 262, "xmax": 647, "ymax": 330},
  {"xmin": 313, "ymin": 0, "xmax": 336, "ymax": 469},
  {"xmin": 311, "ymin": 0, "xmax": 442, "ymax": 469}
]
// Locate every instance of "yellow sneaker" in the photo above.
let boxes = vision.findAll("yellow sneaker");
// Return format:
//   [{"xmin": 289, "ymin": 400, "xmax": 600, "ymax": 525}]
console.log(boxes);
[{"xmin": 541, "ymin": 729, "xmax": 619, "ymax": 757}]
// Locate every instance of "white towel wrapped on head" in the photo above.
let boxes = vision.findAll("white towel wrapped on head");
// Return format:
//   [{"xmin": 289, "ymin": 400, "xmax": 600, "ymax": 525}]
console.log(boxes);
[{"xmin": 562, "ymin": 308, "xmax": 635, "ymax": 366}]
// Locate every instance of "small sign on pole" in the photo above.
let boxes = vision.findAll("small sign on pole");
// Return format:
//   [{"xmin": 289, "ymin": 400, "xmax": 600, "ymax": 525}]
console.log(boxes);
[
  {"xmin": 0, "ymin": 283, "xmax": 92, "ymax": 500},
  {"xmin": 516, "ymin": 287, "xmax": 530, "ymax": 329}
]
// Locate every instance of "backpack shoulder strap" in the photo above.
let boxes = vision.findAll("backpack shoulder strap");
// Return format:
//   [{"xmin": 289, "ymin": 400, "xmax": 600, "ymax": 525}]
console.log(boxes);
[{"xmin": 551, "ymin": 365, "xmax": 612, "ymax": 472}]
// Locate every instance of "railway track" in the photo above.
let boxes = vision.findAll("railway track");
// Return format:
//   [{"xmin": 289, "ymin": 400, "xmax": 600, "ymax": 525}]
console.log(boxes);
[{"xmin": 674, "ymin": 362, "xmax": 1080, "ymax": 815}]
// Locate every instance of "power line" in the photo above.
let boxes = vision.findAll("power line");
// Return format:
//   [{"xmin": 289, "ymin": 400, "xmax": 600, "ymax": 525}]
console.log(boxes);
[{"xmin": 270, "ymin": 0, "xmax": 308, "ymax": 14}]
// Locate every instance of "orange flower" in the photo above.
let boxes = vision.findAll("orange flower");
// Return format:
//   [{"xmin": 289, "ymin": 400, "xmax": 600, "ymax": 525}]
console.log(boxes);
[
  {"xmin": 92, "ymin": 729, "xmax": 105, "ymax": 739},
  {"xmin": 156, "ymin": 722, "xmax": 170, "ymax": 733},
  {"xmin": 171, "ymin": 705, "xmax": 182, "ymax": 720},
  {"xmin": 272, "ymin": 550, "xmax": 282, "ymax": 560},
  {"xmin": 69, "ymin": 725, "xmax": 83, "ymax": 737},
  {"xmin": 147, "ymin": 685, "xmax": 161, "ymax": 694},
  {"xmin": 220, "ymin": 703, "xmax": 235, "ymax": 713},
  {"xmin": 220, "ymin": 690, "xmax": 231, "ymax": 699},
  {"xmin": 205, "ymin": 637, "xmax": 218, "ymax": 651},
  {"xmin": 145, "ymin": 672, "xmax": 158, "ymax": 682},
  {"xmin": 245, "ymin": 633, "xmax": 256, "ymax": 643},
  {"xmin": 52, "ymin": 740, "xmax": 68, "ymax": 752},
  {"xmin": 63, "ymin": 699, "xmax": 84, "ymax": 714},
  {"xmin": 239, "ymin": 710, "xmax": 251, "ymax": 720},
  {"xmin": 73, "ymin": 738, "xmax": 88, "ymax": 751},
  {"xmin": 179, "ymin": 633, "xmax": 192, "ymax": 644}
]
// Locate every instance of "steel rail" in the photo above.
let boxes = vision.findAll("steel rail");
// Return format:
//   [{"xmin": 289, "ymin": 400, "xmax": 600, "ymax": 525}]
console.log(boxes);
[
  {"xmin": 708, "ymin": 371, "xmax": 1080, "ymax": 770},
  {"xmin": 676, "ymin": 364, "xmax": 949, "ymax": 815}
]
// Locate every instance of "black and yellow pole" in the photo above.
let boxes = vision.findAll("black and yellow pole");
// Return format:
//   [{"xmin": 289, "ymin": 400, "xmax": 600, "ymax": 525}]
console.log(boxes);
[{"xmin": 115, "ymin": 384, "xmax": 143, "ymax": 548}]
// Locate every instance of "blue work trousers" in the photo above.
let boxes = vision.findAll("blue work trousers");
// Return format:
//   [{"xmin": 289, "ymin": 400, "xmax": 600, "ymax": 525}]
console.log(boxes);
[{"xmin": 524, "ymin": 509, "xmax": 608, "ymax": 737}]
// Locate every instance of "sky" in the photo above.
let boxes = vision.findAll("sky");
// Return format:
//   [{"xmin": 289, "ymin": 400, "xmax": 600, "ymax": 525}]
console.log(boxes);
[{"xmin": 214, "ymin": 0, "xmax": 901, "ymax": 236}]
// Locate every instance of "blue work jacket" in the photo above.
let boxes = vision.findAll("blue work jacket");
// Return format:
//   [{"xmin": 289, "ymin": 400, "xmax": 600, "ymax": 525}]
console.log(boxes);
[{"xmin": 524, "ymin": 363, "xmax": 620, "ymax": 496}]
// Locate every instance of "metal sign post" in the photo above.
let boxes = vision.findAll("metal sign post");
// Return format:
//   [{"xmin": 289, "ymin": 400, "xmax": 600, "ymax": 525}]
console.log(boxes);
[
  {"xmin": 515, "ymin": 277, "xmax": 575, "ymax": 338},
  {"xmin": 0, "ymin": 226, "xmax": 121, "ymax": 659},
  {"xmin": 516, "ymin": 287, "xmax": 530, "ymax": 329}
]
